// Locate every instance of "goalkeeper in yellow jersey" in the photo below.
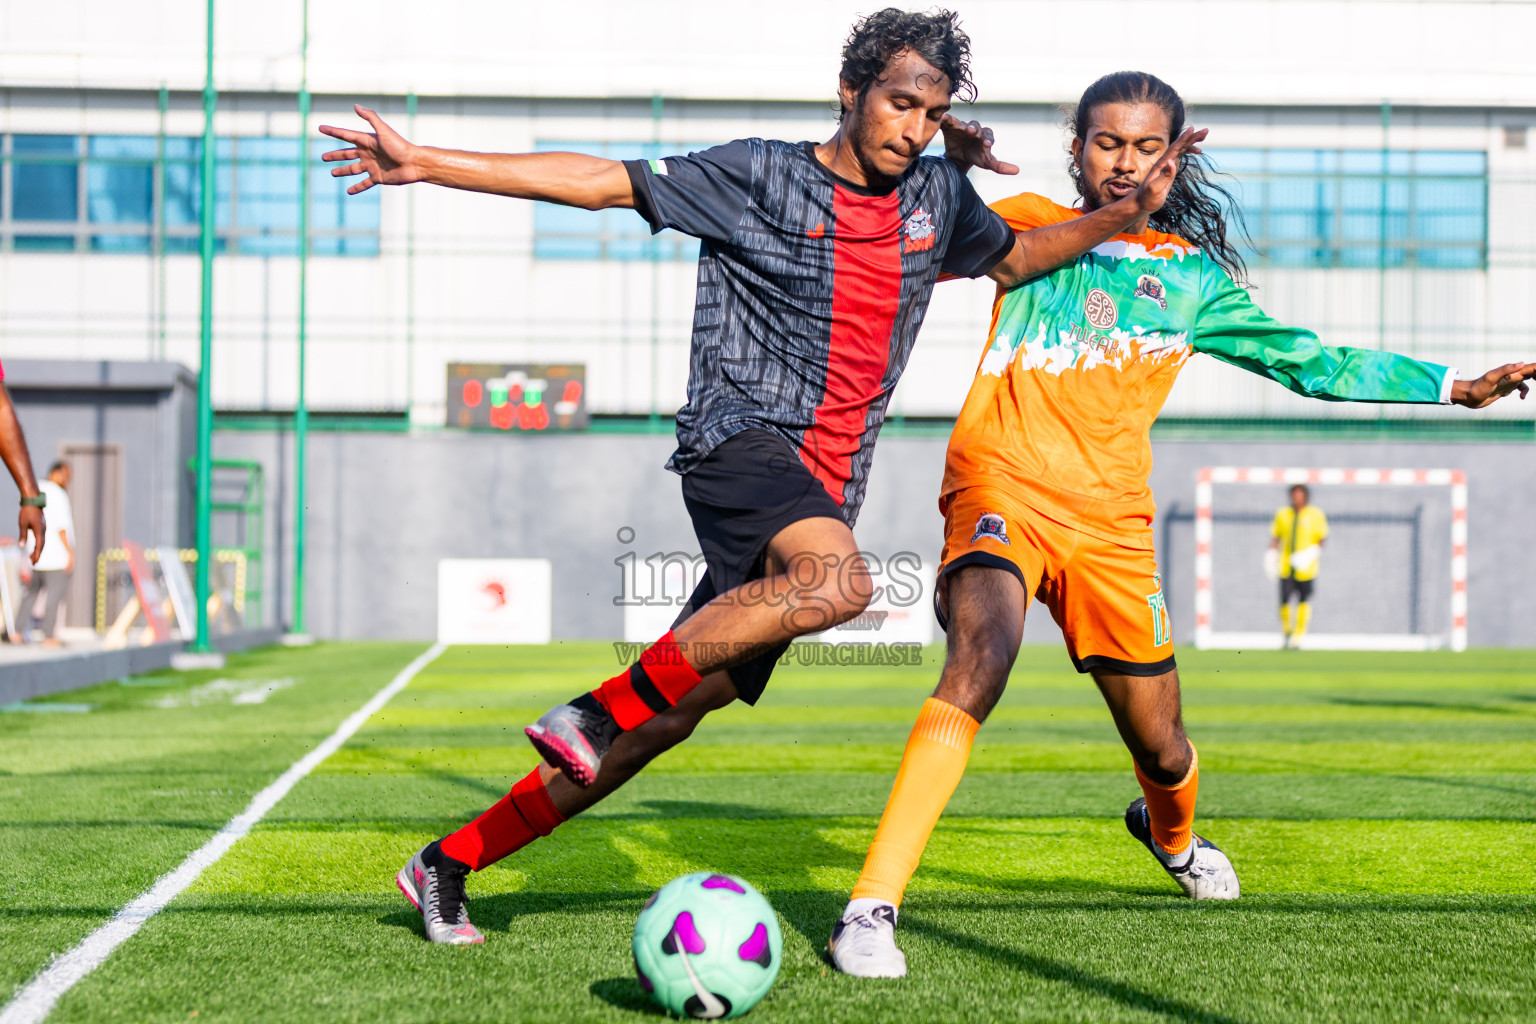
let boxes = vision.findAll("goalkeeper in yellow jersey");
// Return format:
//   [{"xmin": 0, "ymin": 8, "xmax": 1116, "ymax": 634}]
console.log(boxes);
[{"xmin": 1270, "ymin": 484, "xmax": 1328, "ymax": 648}]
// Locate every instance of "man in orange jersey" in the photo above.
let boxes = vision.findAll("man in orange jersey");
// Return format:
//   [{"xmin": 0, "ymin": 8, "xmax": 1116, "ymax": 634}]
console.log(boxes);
[{"xmin": 829, "ymin": 71, "xmax": 1536, "ymax": 978}]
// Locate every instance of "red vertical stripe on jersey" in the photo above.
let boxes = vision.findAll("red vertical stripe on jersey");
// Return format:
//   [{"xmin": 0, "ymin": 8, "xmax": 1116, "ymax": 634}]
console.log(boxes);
[{"xmin": 803, "ymin": 188, "xmax": 902, "ymax": 504}]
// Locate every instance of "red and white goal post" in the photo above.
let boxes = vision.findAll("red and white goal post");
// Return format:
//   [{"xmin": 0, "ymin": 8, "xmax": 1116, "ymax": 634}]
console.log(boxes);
[{"xmin": 1193, "ymin": 466, "xmax": 1468, "ymax": 652}]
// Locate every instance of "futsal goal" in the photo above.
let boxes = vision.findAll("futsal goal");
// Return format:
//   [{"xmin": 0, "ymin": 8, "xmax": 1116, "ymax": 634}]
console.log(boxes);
[{"xmin": 1193, "ymin": 467, "xmax": 1467, "ymax": 652}]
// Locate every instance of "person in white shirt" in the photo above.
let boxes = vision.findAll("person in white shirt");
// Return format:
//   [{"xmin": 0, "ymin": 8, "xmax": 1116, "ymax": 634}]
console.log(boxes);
[{"xmin": 24, "ymin": 461, "xmax": 73, "ymax": 644}]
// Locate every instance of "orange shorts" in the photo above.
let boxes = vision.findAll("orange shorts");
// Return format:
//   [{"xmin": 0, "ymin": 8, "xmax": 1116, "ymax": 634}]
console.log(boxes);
[{"xmin": 936, "ymin": 486, "xmax": 1175, "ymax": 675}]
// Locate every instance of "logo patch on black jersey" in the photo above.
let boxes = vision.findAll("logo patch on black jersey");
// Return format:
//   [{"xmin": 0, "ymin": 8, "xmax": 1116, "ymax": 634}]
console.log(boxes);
[
  {"xmin": 903, "ymin": 208, "xmax": 936, "ymax": 253},
  {"xmin": 971, "ymin": 512, "xmax": 1010, "ymax": 546},
  {"xmin": 1084, "ymin": 288, "xmax": 1118, "ymax": 329},
  {"xmin": 1134, "ymin": 274, "xmax": 1168, "ymax": 310}
]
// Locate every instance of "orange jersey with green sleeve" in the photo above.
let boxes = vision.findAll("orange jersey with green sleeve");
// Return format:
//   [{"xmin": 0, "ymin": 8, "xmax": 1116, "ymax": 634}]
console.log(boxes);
[{"xmin": 941, "ymin": 193, "xmax": 1455, "ymax": 547}]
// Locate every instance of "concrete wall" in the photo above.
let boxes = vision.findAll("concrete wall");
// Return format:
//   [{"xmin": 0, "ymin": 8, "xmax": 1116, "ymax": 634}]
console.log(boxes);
[{"xmin": 217, "ymin": 428, "xmax": 1536, "ymax": 647}]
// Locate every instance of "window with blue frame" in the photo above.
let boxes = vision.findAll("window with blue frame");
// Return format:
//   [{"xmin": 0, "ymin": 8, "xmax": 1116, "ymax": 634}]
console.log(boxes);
[
  {"xmin": 533, "ymin": 141, "xmax": 723, "ymax": 260},
  {"xmin": 1, "ymin": 133, "xmax": 379, "ymax": 255},
  {"xmin": 1209, "ymin": 148, "xmax": 1487, "ymax": 269}
]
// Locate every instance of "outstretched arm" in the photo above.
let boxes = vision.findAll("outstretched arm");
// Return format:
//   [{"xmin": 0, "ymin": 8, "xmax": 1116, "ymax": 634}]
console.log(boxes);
[
  {"xmin": 985, "ymin": 127, "xmax": 1207, "ymax": 287},
  {"xmin": 320, "ymin": 105, "xmax": 635, "ymax": 210},
  {"xmin": 1195, "ymin": 261, "xmax": 1536, "ymax": 408}
]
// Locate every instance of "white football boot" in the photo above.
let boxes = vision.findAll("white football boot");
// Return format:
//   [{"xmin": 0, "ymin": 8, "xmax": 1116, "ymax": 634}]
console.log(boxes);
[
  {"xmin": 1125, "ymin": 797, "xmax": 1240, "ymax": 900},
  {"xmin": 829, "ymin": 899, "xmax": 907, "ymax": 978}
]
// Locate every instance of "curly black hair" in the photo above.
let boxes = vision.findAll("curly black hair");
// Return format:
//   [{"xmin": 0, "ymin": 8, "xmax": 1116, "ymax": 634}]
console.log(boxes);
[
  {"xmin": 1068, "ymin": 71, "xmax": 1252, "ymax": 285},
  {"xmin": 838, "ymin": 8, "xmax": 975, "ymax": 122}
]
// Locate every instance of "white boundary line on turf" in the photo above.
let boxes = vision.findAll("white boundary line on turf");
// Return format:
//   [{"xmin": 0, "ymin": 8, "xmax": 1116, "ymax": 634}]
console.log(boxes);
[{"xmin": 0, "ymin": 641, "xmax": 448, "ymax": 1024}]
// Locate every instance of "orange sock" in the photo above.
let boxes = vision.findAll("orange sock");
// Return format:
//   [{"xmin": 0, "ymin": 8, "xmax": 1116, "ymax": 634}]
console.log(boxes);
[
  {"xmin": 1134, "ymin": 744, "xmax": 1199, "ymax": 856},
  {"xmin": 850, "ymin": 698, "xmax": 980, "ymax": 907}
]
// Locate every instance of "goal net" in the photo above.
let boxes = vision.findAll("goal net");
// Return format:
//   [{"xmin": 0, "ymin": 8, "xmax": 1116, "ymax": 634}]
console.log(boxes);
[{"xmin": 1194, "ymin": 467, "xmax": 1467, "ymax": 652}]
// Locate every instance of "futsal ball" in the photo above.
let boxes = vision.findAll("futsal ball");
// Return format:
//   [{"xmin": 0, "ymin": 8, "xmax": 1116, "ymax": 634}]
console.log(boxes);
[{"xmin": 632, "ymin": 872, "xmax": 782, "ymax": 1019}]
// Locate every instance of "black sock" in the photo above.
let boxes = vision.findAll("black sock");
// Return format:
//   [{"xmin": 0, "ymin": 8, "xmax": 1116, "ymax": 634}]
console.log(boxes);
[{"xmin": 422, "ymin": 839, "xmax": 469, "ymax": 873}]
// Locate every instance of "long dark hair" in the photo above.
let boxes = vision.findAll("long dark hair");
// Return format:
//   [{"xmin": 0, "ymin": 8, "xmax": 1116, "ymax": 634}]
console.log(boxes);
[
  {"xmin": 1068, "ymin": 71, "xmax": 1250, "ymax": 285},
  {"xmin": 838, "ymin": 8, "xmax": 975, "ymax": 123}
]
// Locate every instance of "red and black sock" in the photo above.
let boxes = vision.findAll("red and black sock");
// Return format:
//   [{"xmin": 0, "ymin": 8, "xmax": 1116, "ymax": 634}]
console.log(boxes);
[
  {"xmin": 589, "ymin": 630, "xmax": 703, "ymax": 730},
  {"xmin": 437, "ymin": 767, "xmax": 566, "ymax": 871}
]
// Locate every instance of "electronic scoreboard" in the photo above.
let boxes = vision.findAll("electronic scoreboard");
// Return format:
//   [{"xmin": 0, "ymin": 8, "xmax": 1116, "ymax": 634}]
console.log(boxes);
[{"xmin": 446, "ymin": 363, "xmax": 589, "ymax": 431}]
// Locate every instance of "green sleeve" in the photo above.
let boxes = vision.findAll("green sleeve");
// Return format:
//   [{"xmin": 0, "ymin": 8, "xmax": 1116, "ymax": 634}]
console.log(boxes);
[{"xmin": 1192, "ymin": 260, "xmax": 1454, "ymax": 404}]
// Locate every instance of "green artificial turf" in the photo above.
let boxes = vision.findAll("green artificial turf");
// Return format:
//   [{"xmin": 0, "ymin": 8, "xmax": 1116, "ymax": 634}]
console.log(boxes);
[{"xmin": 4, "ymin": 643, "xmax": 1534, "ymax": 1023}]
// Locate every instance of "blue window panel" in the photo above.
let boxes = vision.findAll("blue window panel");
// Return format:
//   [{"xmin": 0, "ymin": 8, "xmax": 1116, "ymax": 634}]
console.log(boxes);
[
  {"xmin": 12, "ymin": 135, "xmax": 79, "ymax": 222},
  {"xmin": 1266, "ymin": 245, "xmax": 1316, "ymax": 267},
  {"xmin": 88, "ymin": 136, "xmax": 156, "ymax": 160},
  {"xmin": 238, "ymin": 137, "xmax": 301, "ymax": 162},
  {"xmin": 1268, "ymin": 149, "xmax": 1328, "ymax": 174},
  {"xmin": 309, "ymin": 233, "xmax": 379, "ymax": 257},
  {"xmin": 533, "ymin": 140, "xmax": 720, "ymax": 260},
  {"xmin": 237, "ymin": 159, "xmax": 301, "ymax": 236},
  {"xmin": 163, "ymin": 236, "xmax": 224, "ymax": 254},
  {"xmin": 14, "ymin": 135, "xmax": 77, "ymax": 155},
  {"xmin": 91, "ymin": 234, "xmax": 152, "ymax": 253},
  {"xmin": 87, "ymin": 136, "xmax": 155, "ymax": 226},
  {"xmin": 1417, "ymin": 246, "xmax": 1482, "ymax": 269},
  {"xmin": 1207, "ymin": 146, "xmax": 1486, "ymax": 269},
  {"xmin": 534, "ymin": 236, "xmax": 603, "ymax": 259},
  {"xmin": 1339, "ymin": 150, "xmax": 1385, "ymax": 175},
  {"xmin": 1415, "ymin": 151, "xmax": 1485, "ymax": 175},
  {"xmin": 163, "ymin": 137, "xmax": 199, "ymax": 161},
  {"xmin": 14, "ymin": 235, "xmax": 76, "ymax": 252},
  {"xmin": 539, "ymin": 202, "xmax": 598, "ymax": 236},
  {"xmin": 86, "ymin": 165, "xmax": 152, "ymax": 223},
  {"xmin": 606, "ymin": 236, "xmax": 653, "ymax": 261},
  {"xmin": 1211, "ymin": 149, "xmax": 1265, "ymax": 175},
  {"xmin": 163, "ymin": 159, "xmax": 202, "ymax": 226},
  {"xmin": 307, "ymin": 140, "xmax": 380, "ymax": 235},
  {"xmin": 236, "ymin": 232, "xmax": 297, "ymax": 256},
  {"xmin": 16, "ymin": 134, "xmax": 382, "ymax": 256}
]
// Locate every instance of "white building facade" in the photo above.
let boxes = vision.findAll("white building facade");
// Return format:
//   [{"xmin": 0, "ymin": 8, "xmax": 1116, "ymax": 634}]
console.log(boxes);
[{"xmin": 2, "ymin": 0, "xmax": 1535, "ymax": 424}]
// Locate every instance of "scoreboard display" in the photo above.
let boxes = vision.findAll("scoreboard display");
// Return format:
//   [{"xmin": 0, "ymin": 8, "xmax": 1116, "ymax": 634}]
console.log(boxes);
[{"xmin": 446, "ymin": 363, "xmax": 589, "ymax": 432}]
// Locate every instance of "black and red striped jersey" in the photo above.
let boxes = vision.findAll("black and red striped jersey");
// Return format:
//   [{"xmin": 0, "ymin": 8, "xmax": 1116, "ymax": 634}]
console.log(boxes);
[{"xmin": 625, "ymin": 138, "xmax": 1013, "ymax": 524}]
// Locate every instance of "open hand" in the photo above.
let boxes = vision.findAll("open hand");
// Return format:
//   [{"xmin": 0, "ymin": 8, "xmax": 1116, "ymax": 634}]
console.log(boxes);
[
  {"xmin": 1451, "ymin": 362, "xmax": 1536, "ymax": 408},
  {"xmin": 941, "ymin": 114, "xmax": 1019, "ymax": 176},
  {"xmin": 319, "ymin": 105, "xmax": 423, "ymax": 194},
  {"xmin": 1134, "ymin": 127, "xmax": 1208, "ymax": 215}
]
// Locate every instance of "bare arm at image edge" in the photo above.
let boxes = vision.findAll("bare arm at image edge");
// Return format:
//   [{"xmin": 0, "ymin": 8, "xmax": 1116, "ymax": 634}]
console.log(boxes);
[{"xmin": 0, "ymin": 382, "xmax": 45, "ymax": 564}]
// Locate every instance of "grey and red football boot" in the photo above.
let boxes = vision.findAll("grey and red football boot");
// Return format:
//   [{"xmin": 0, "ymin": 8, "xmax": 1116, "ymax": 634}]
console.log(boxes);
[
  {"xmin": 396, "ymin": 841, "xmax": 485, "ymax": 944},
  {"xmin": 1125, "ymin": 797, "xmax": 1241, "ymax": 900},
  {"xmin": 525, "ymin": 694, "xmax": 620, "ymax": 787}
]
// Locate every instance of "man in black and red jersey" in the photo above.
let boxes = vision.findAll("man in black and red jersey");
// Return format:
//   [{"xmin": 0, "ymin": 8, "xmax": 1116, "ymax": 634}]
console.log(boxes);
[{"xmin": 323, "ymin": 8, "xmax": 1201, "ymax": 945}]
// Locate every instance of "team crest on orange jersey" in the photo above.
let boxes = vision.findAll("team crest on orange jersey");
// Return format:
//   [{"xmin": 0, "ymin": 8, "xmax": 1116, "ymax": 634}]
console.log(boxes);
[
  {"xmin": 1084, "ymin": 288, "xmax": 1117, "ymax": 329},
  {"xmin": 1134, "ymin": 274, "xmax": 1168, "ymax": 310},
  {"xmin": 970, "ymin": 512, "xmax": 1010, "ymax": 546},
  {"xmin": 902, "ymin": 208, "xmax": 936, "ymax": 253}
]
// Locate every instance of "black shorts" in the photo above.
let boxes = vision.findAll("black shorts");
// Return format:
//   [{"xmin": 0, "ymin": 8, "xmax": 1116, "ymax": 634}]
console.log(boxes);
[
  {"xmin": 1280, "ymin": 577, "xmax": 1315, "ymax": 603},
  {"xmin": 675, "ymin": 430, "xmax": 848, "ymax": 704}
]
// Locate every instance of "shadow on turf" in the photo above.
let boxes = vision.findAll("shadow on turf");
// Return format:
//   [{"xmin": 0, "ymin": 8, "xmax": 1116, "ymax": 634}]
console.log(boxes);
[
  {"xmin": 590, "ymin": 977, "xmax": 666, "ymax": 1017},
  {"xmin": 906, "ymin": 917, "xmax": 1248, "ymax": 1024},
  {"xmin": 1326, "ymin": 696, "xmax": 1530, "ymax": 716},
  {"xmin": 378, "ymin": 888, "xmax": 657, "ymax": 939},
  {"xmin": 1383, "ymin": 772, "xmax": 1536, "ymax": 805}
]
